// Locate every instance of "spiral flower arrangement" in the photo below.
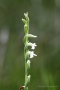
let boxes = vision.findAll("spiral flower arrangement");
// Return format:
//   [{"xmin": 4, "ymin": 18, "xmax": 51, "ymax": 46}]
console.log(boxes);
[{"xmin": 20, "ymin": 12, "xmax": 37, "ymax": 90}]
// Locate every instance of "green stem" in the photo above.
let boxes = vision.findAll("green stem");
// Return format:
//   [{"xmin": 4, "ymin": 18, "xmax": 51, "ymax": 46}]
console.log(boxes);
[{"xmin": 24, "ymin": 13, "xmax": 29, "ymax": 90}]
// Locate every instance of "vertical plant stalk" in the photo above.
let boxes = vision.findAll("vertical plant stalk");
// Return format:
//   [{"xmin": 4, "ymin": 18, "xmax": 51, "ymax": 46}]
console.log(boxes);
[{"xmin": 21, "ymin": 12, "xmax": 37, "ymax": 90}]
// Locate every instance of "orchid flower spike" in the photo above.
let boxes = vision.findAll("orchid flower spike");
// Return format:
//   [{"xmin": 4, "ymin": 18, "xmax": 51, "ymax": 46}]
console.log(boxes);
[{"xmin": 22, "ymin": 12, "xmax": 37, "ymax": 90}]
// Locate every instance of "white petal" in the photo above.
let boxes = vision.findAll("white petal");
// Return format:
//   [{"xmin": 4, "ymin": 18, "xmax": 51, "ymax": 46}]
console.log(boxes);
[
  {"xmin": 30, "ymin": 51, "xmax": 34, "ymax": 58},
  {"xmin": 31, "ymin": 43, "xmax": 37, "ymax": 50},
  {"xmin": 33, "ymin": 53, "xmax": 37, "ymax": 56}
]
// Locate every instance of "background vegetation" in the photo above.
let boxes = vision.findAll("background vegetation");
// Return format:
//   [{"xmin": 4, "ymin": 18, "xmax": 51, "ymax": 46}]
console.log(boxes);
[{"xmin": 0, "ymin": 0, "xmax": 60, "ymax": 90}]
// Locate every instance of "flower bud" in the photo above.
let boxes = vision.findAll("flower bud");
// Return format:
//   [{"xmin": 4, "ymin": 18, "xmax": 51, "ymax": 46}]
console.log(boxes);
[
  {"xmin": 27, "ymin": 60, "xmax": 31, "ymax": 69},
  {"xmin": 24, "ymin": 24, "xmax": 28, "ymax": 34},
  {"xmin": 25, "ymin": 75, "xmax": 31, "ymax": 86},
  {"xmin": 24, "ymin": 12, "xmax": 28, "ymax": 20},
  {"xmin": 27, "ymin": 75, "xmax": 31, "ymax": 84},
  {"xmin": 27, "ymin": 34, "xmax": 37, "ymax": 38},
  {"xmin": 22, "ymin": 18, "xmax": 27, "ymax": 23}
]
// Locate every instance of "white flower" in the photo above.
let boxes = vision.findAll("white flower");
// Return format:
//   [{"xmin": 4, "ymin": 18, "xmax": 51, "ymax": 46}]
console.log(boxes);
[
  {"xmin": 27, "ymin": 34, "xmax": 37, "ymax": 38},
  {"xmin": 27, "ymin": 42, "xmax": 37, "ymax": 50},
  {"xmin": 28, "ymin": 51, "xmax": 37, "ymax": 58}
]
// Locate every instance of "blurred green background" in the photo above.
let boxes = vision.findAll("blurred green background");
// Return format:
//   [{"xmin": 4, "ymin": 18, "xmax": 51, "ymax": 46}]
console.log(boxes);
[{"xmin": 0, "ymin": 0, "xmax": 60, "ymax": 90}]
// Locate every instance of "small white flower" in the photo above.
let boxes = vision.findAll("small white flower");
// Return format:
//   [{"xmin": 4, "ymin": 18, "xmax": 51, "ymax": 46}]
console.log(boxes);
[
  {"xmin": 28, "ymin": 51, "xmax": 37, "ymax": 58},
  {"xmin": 27, "ymin": 42, "xmax": 37, "ymax": 50}
]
